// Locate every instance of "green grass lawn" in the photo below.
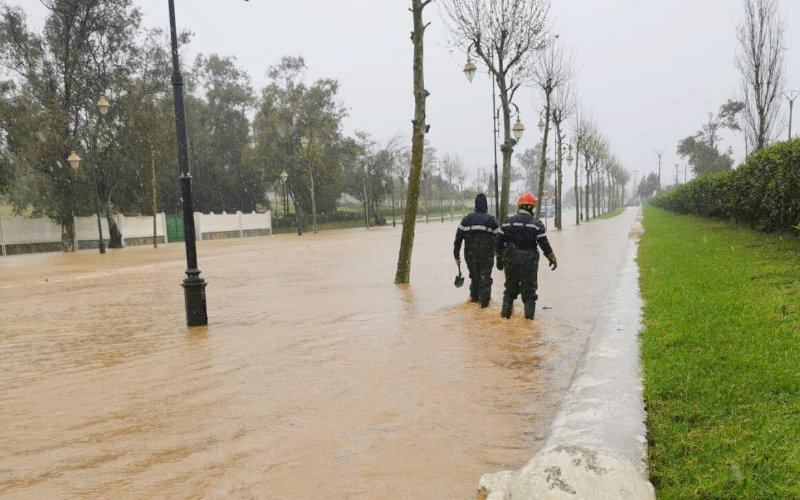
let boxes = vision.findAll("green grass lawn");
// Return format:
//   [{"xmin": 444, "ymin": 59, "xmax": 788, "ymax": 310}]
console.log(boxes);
[
  {"xmin": 590, "ymin": 207, "xmax": 625, "ymax": 220},
  {"xmin": 638, "ymin": 205, "xmax": 800, "ymax": 498}
]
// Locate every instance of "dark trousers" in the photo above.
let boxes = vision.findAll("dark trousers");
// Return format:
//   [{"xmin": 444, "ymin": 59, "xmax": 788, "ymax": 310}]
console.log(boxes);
[
  {"xmin": 465, "ymin": 244, "xmax": 493, "ymax": 301},
  {"xmin": 502, "ymin": 246, "xmax": 539, "ymax": 304}
]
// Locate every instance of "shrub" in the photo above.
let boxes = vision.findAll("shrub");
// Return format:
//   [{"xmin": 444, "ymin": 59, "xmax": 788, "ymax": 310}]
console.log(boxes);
[{"xmin": 652, "ymin": 139, "xmax": 800, "ymax": 232}]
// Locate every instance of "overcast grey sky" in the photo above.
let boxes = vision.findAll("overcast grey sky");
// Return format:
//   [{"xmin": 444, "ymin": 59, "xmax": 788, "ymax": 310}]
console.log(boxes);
[{"xmin": 21, "ymin": 0, "xmax": 800, "ymax": 190}]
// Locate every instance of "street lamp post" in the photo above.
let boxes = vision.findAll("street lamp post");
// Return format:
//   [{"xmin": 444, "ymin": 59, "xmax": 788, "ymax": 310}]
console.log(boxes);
[
  {"xmin": 388, "ymin": 178, "xmax": 396, "ymax": 227},
  {"xmin": 68, "ymin": 150, "xmax": 105, "ymax": 254},
  {"xmin": 279, "ymin": 170, "xmax": 288, "ymax": 216},
  {"xmin": 783, "ymin": 90, "xmax": 800, "ymax": 140},
  {"xmin": 655, "ymin": 149, "xmax": 664, "ymax": 194},
  {"xmin": 300, "ymin": 136, "xmax": 317, "ymax": 234},
  {"xmin": 463, "ymin": 47, "xmax": 500, "ymax": 216},
  {"xmin": 168, "ymin": 0, "xmax": 207, "ymax": 327}
]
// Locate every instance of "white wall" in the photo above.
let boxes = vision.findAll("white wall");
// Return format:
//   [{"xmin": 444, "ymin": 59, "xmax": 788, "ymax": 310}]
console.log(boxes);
[
  {"xmin": 117, "ymin": 213, "xmax": 166, "ymax": 246},
  {"xmin": 74, "ymin": 214, "xmax": 110, "ymax": 245},
  {"xmin": 0, "ymin": 210, "xmax": 271, "ymax": 255},
  {"xmin": 0, "ymin": 216, "xmax": 61, "ymax": 245},
  {"xmin": 195, "ymin": 211, "xmax": 272, "ymax": 239}
]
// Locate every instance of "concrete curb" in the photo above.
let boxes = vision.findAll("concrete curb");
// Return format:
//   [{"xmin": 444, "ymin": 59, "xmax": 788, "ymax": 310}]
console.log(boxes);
[{"xmin": 478, "ymin": 209, "xmax": 654, "ymax": 499}]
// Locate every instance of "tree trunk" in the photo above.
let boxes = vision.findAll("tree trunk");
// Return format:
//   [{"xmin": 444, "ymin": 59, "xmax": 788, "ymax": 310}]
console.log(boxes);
[
  {"xmin": 151, "ymin": 146, "xmax": 158, "ymax": 248},
  {"xmin": 497, "ymin": 76, "xmax": 514, "ymax": 223},
  {"xmin": 554, "ymin": 122, "xmax": 563, "ymax": 230},
  {"xmin": 574, "ymin": 143, "xmax": 580, "ymax": 226},
  {"xmin": 584, "ymin": 162, "xmax": 590, "ymax": 222},
  {"xmin": 395, "ymin": 0, "xmax": 429, "ymax": 284},
  {"xmin": 105, "ymin": 201, "xmax": 123, "ymax": 248},
  {"xmin": 61, "ymin": 219, "xmax": 75, "ymax": 252},
  {"xmin": 536, "ymin": 93, "xmax": 552, "ymax": 218}
]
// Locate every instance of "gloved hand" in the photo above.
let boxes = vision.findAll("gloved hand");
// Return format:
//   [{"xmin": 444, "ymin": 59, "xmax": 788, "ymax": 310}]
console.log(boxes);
[
  {"xmin": 496, "ymin": 254, "xmax": 504, "ymax": 271},
  {"xmin": 546, "ymin": 253, "xmax": 557, "ymax": 270}
]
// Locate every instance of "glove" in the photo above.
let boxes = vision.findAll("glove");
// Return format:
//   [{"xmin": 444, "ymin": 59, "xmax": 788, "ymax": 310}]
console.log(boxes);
[
  {"xmin": 546, "ymin": 253, "xmax": 557, "ymax": 270},
  {"xmin": 496, "ymin": 254, "xmax": 504, "ymax": 271}
]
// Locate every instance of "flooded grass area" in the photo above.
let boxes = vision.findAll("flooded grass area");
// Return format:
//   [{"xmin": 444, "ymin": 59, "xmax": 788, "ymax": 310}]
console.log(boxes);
[{"xmin": 0, "ymin": 211, "xmax": 635, "ymax": 498}]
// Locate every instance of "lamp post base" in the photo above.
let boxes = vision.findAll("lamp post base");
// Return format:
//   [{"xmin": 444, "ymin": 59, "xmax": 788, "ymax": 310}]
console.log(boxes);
[{"xmin": 182, "ymin": 269, "xmax": 208, "ymax": 327}]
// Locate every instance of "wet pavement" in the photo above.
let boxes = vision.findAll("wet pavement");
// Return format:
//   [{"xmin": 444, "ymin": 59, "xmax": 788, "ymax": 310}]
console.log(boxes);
[{"xmin": 0, "ymin": 209, "xmax": 636, "ymax": 499}]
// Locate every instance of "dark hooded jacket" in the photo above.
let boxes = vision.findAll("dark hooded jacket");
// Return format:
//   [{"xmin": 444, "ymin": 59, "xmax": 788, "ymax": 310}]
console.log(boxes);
[{"xmin": 454, "ymin": 194, "xmax": 499, "ymax": 259}]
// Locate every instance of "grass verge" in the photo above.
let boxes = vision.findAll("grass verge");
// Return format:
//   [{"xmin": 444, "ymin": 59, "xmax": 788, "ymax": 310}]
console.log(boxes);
[
  {"xmin": 638, "ymin": 205, "xmax": 800, "ymax": 498},
  {"xmin": 590, "ymin": 207, "xmax": 624, "ymax": 220}
]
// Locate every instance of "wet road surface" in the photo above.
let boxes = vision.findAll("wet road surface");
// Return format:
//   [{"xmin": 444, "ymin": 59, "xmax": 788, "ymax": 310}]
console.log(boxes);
[{"xmin": 0, "ymin": 209, "xmax": 636, "ymax": 499}]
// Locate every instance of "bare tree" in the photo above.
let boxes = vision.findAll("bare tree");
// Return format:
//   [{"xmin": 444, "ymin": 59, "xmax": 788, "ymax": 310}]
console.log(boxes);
[
  {"xmin": 442, "ymin": 0, "xmax": 549, "ymax": 222},
  {"xmin": 571, "ymin": 109, "xmax": 593, "ymax": 225},
  {"xmin": 737, "ymin": 0, "xmax": 786, "ymax": 151},
  {"xmin": 550, "ymin": 80, "xmax": 574, "ymax": 229},
  {"xmin": 395, "ymin": 0, "xmax": 433, "ymax": 284},
  {"xmin": 441, "ymin": 153, "xmax": 464, "ymax": 219},
  {"xmin": 529, "ymin": 39, "xmax": 571, "ymax": 218}
]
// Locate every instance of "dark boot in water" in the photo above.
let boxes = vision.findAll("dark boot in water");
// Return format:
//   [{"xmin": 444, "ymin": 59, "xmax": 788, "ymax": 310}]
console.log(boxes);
[
  {"xmin": 524, "ymin": 301, "xmax": 536, "ymax": 320},
  {"xmin": 501, "ymin": 299, "xmax": 513, "ymax": 319},
  {"xmin": 480, "ymin": 297, "xmax": 490, "ymax": 308}
]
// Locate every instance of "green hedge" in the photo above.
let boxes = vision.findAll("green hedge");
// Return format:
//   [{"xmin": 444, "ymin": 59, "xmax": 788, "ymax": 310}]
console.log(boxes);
[
  {"xmin": 652, "ymin": 139, "xmax": 800, "ymax": 232},
  {"xmin": 272, "ymin": 210, "xmax": 365, "ymax": 229}
]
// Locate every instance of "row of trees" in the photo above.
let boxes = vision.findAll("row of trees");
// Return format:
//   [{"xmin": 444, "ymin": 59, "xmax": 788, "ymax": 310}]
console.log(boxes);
[
  {"xmin": 0, "ymin": 1, "xmax": 481, "ymax": 251},
  {"xmin": 395, "ymin": 0, "xmax": 629, "ymax": 282},
  {"xmin": 673, "ymin": 0, "xmax": 788, "ymax": 188}
]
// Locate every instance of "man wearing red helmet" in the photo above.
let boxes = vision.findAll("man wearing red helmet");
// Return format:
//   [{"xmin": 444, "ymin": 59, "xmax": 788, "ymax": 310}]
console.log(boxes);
[{"xmin": 495, "ymin": 192, "xmax": 558, "ymax": 320}]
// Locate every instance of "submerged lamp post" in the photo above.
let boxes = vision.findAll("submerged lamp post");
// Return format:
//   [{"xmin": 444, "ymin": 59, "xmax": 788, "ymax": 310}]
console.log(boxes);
[
  {"xmin": 168, "ymin": 0, "xmax": 207, "ymax": 327},
  {"xmin": 300, "ymin": 136, "xmax": 317, "ymax": 234},
  {"xmin": 279, "ymin": 169, "xmax": 288, "ymax": 216},
  {"xmin": 68, "ymin": 144, "xmax": 106, "ymax": 255}
]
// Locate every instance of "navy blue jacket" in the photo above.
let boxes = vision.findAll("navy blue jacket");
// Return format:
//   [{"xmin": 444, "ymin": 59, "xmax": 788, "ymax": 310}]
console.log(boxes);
[
  {"xmin": 454, "ymin": 194, "xmax": 499, "ymax": 259},
  {"xmin": 495, "ymin": 209, "xmax": 553, "ymax": 257}
]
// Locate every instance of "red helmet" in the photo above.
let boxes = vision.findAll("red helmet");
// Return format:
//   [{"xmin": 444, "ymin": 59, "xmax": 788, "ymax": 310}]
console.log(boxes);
[{"xmin": 517, "ymin": 192, "xmax": 537, "ymax": 207}]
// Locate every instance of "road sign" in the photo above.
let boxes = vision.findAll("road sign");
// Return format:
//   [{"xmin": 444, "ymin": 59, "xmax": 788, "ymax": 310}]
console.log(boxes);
[{"xmin": 542, "ymin": 188, "xmax": 552, "ymax": 201}]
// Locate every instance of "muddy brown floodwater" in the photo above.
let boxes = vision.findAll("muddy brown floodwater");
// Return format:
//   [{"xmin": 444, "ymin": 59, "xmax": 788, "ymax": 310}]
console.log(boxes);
[{"xmin": 0, "ymin": 209, "xmax": 636, "ymax": 499}]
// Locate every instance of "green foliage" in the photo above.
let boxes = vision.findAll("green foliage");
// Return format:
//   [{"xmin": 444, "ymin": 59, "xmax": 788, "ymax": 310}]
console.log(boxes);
[
  {"xmin": 677, "ymin": 99, "xmax": 743, "ymax": 176},
  {"xmin": 639, "ymin": 205, "xmax": 800, "ymax": 498},
  {"xmin": 653, "ymin": 138, "xmax": 800, "ymax": 232}
]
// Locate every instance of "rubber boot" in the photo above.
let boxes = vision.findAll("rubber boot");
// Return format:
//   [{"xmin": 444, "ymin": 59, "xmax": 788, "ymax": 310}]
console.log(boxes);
[
  {"xmin": 501, "ymin": 299, "xmax": 513, "ymax": 319},
  {"xmin": 524, "ymin": 301, "xmax": 536, "ymax": 320},
  {"xmin": 470, "ymin": 291, "xmax": 479, "ymax": 303},
  {"xmin": 480, "ymin": 296, "xmax": 490, "ymax": 308}
]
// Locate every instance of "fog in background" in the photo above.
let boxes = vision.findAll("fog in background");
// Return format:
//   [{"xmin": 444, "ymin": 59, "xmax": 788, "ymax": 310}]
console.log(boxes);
[{"xmin": 22, "ymin": 0, "xmax": 800, "ymax": 190}]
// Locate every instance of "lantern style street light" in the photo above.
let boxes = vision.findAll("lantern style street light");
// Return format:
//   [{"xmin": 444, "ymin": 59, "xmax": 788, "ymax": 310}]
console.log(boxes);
[
  {"xmin": 463, "ymin": 57, "xmax": 477, "ymax": 83},
  {"xmin": 512, "ymin": 116, "xmax": 525, "ymax": 141},
  {"xmin": 567, "ymin": 145, "xmax": 575, "ymax": 166},
  {"xmin": 97, "ymin": 95, "xmax": 110, "ymax": 116},
  {"xmin": 537, "ymin": 116, "xmax": 545, "ymax": 133},
  {"xmin": 462, "ymin": 45, "xmax": 500, "ymax": 216},
  {"xmin": 279, "ymin": 169, "xmax": 288, "ymax": 216},
  {"xmin": 300, "ymin": 135, "xmax": 317, "ymax": 233},
  {"xmin": 68, "ymin": 147, "xmax": 105, "ymax": 254}
]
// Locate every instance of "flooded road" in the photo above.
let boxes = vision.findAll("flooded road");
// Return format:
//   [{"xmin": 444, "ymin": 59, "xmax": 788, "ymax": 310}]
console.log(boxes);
[{"xmin": 0, "ymin": 210, "xmax": 636, "ymax": 499}]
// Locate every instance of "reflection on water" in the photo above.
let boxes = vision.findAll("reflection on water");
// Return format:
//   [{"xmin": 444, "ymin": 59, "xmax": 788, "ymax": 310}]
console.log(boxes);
[{"xmin": 0, "ymin": 211, "xmax": 634, "ymax": 498}]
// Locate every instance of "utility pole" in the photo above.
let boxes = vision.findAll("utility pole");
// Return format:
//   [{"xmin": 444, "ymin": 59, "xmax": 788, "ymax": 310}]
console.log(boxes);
[
  {"xmin": 675, "ymin": 163, "xmax": 679, "ymax": 187},
  {"xmin": 632, "ymin": 170, "xmax": 638, "ymax": 205},
  {"xmin": 655, "ymin": 150, "xmax": 664, "ymax": 193},
  {"xmin": 783, "ymin": 90, "xmax": 800, "ymax": 140}
]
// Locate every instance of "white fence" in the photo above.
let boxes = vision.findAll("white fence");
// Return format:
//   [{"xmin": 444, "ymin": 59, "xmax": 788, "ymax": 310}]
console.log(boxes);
[
  {"xmin": 0, "ymin": 210, "xmax": 271, "ymax": 255},
  {"xmin": 194, "ymin": 211, "xmax": 272, "ymax": 240}
]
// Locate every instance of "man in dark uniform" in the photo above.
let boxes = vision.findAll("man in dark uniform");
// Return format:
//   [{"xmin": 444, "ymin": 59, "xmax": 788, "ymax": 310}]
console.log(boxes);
[
  {"xmin": 495, "ymin": 192, "xmax": 557, "ymax": 320},
  {"xmin": 454, "ymin": 193, "xmax": 498, "ymax": 308}
]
